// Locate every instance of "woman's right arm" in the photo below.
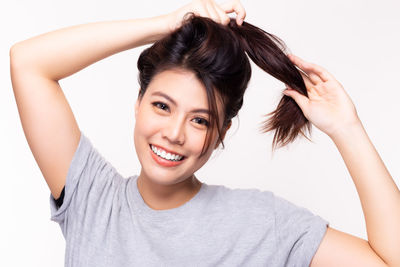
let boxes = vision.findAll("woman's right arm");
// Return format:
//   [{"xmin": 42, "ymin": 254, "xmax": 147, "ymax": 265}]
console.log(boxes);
[
  {"xmin": 10, "ymin": 15, "xmax": 173, "ymax": 82},
  {"xmin": 9, "ymin": 0, "xmax": 244, "ymax": 201},
  {"xmin": 9, "ymin": 15, "xmax": 174, "ymax": 200}
]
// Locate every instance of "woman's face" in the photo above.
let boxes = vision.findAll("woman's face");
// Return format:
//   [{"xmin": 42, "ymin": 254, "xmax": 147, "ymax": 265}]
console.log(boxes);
[{"xmin": 134, "ymin": 68, "xmax": 228, "ymax": 186}]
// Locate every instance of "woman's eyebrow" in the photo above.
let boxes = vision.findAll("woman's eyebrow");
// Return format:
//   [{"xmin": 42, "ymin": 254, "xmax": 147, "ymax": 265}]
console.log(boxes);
[{"xmin": 151, "ymin": 91, "xmax": 211, "ymax": 115}]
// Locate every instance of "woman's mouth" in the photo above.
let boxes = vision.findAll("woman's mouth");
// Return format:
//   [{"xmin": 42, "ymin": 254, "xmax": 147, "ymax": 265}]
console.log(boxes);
[{"xmin": 149, "ymin": 144, "xmax": 186, "ymax": 167}]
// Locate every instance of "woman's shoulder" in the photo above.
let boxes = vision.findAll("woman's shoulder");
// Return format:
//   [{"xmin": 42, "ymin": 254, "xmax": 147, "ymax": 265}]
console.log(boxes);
[{"xmin": 203, "ymin": 183, "xmax": 325, "ymax": 225}]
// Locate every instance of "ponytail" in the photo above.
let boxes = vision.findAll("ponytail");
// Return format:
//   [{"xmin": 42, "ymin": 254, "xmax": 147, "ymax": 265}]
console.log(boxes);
[{"xmin": 229, "ymin": 20, "xmax": 312, "ymax": 151}]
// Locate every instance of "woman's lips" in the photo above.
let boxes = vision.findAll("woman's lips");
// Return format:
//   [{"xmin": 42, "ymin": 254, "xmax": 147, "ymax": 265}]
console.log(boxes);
[{"xmin": 149, "ymin": 144, "xmax": 186, "ymax": 167}]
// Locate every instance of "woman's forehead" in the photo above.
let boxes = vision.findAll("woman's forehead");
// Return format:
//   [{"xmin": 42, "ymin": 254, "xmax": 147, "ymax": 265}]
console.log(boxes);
[{"xmin": 149, "ymin": 69, "xmax": 203, "ymax": 93}]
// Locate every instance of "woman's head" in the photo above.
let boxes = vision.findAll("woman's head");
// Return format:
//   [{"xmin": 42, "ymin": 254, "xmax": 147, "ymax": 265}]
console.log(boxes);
[{"xmin": 136, "ymin": 14, "xmax": 251, "ymax": 159}]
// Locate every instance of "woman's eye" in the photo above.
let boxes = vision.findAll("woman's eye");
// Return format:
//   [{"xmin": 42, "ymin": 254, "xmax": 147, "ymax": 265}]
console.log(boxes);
[
  {"xmin": 152, "ymin": 102, "xmax": 208, "ymax": 127},
  {"xmin": 193, "ymin": 117, "xmax": 209, "ymax": 127},
  {"xmin": 152, "ymin": 102, "xmax": 169, "ymax": 111}
]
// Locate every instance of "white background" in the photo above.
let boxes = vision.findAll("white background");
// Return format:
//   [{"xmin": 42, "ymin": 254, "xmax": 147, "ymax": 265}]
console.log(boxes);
[{"xmin": 1, "ymin": 0, "xmax": 399, "ymax": 266}]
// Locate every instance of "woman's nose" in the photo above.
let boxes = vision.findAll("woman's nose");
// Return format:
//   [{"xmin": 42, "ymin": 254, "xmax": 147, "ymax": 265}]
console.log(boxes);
[{"xmin": 161, "ymin": 115, "xmax": 185, "ymax": 145}]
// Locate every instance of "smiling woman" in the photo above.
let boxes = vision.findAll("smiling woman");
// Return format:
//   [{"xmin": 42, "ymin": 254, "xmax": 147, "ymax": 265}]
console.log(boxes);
[
  {"xmin": 134, "ymin": 69, "xmax": 224, "ymax": 192},
  {"xmin": 9, "ymin": 0, "xmax": 400, "ymax": 266}
]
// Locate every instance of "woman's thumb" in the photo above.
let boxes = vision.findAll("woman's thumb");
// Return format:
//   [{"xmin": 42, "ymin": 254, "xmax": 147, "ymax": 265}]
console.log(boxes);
[{"xmin": 283, "ymin": 88, "xmax": 309, "ymax": 111}]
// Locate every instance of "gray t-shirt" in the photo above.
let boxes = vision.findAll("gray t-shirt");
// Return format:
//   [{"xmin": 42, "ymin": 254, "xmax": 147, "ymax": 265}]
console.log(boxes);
[{"xmin": 50, "ymin": 131, "xmax": 329, "ymax": 267}]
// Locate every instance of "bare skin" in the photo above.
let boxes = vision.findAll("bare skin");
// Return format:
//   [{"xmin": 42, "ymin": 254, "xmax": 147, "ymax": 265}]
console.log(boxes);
[{"xmin": 10, "ymin": 0, "xmax": 399, "ymax": 265}]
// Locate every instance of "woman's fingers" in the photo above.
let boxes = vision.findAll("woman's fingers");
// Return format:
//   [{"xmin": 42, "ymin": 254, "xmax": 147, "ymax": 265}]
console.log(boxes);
[
  {"xmin": 288, "ymin": 54, "xmax": 322, "ymax": 84},
  {"xmin": 205, "ymin": 2, "xmax": 222, "ymax": 23},
  {"xmin": 220, "ymin": 0, "xmax": 246, "ymax": 25},
  {"xmin": 298, "ymin": 71, "xmax": 315, "ymax": 92},
  {"xmin": 283, "ymin": 88, "xmax": 310, "ymax": 113},
  {"xmin": 169, "ymin": 0, "xmax": 245, "ymax": 32},
  {"xmin": 291, "ymin": 71, "xmax": 322, "ymax": 101},
  {"xmin": 304, "ymin": 70, "xmax": 322, "ymax": 86},
  {"xmin": 288, "ymin": 54, "xmax": 334, "ymax": 83},
  {"xmin": 215, "ymin": 4, "xmax": 231, "ymax": 25}
]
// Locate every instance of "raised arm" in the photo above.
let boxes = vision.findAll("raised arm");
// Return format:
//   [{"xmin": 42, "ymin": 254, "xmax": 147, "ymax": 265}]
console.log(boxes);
[
  {"xmin": 10, "ymin": 0, "xmax": 244, "ymax": 200},
  {"xmin": 283, "ymin": 54, "xmax": 400, "ymax": 267},
  {"xmin": 9, "ymin": 15, "xmax": 174, "ymax": 200}
]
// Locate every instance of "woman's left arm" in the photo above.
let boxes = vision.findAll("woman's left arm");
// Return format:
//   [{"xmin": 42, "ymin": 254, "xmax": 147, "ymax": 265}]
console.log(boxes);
[{"xmin": 283, "ymin": 54, "xmax": 400, "ymax": 267}]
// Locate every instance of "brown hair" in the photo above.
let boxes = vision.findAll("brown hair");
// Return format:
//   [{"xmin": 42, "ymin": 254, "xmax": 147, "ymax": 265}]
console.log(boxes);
[{"xmin": 137, "ymin": 14, "xmax": 310, "ymax": 157}]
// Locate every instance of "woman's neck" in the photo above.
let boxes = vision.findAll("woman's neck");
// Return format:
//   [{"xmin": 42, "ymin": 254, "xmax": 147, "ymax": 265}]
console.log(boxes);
[{"xmin": 136, "ymin": 174, "xmax": 202, "ymax": 210}]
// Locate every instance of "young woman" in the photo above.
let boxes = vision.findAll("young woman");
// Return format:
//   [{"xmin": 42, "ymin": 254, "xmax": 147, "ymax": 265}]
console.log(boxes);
[{"xmin": 10, "ymin": 0, "xmax": 399, "ymax": 266}]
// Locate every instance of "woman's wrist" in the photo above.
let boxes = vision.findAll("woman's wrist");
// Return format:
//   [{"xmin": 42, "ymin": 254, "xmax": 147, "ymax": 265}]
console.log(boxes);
[
  {"xmin": 134, "ymin": 15, "xmax": 173, "ymax": 44},
  {"xmin": 328, "ymin": 118, "xmax": 364, "ymax": 145}
]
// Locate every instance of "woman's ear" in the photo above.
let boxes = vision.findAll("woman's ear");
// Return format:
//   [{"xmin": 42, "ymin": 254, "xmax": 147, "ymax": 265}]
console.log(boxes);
[{"xmin": 214, "ymin": 120, "xmax": 232, "ymax": 149}]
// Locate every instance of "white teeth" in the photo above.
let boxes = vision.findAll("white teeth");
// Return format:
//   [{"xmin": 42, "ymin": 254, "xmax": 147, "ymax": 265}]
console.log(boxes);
[{"xmin": 151, "ymin": 145, "xmax": 183, "ymax": 161}]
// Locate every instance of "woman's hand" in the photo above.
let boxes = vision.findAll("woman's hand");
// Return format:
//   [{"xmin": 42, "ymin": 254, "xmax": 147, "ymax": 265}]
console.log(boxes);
[
  {"xmin": 166, "ymin": 0, "xmax": 246, "ymax": 32},
  {"xmin": 283, "ymin": 54, "xmax": 362, "ymax": 138}
]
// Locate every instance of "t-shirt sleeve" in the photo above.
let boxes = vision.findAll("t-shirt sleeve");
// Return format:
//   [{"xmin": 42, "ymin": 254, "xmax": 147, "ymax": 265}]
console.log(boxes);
[
  {"xmin": 49, "ymin": 130, "xmax": 123, "ymax": 238},
  {"xmin": 273, "ymin": 193, "xmax": 329, "ymax": 266}
]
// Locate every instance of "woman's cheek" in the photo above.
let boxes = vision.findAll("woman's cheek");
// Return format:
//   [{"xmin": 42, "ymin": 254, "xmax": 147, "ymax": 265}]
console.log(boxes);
[
  {"xmin": 188, "ymin": 129, "xmax": 208, "ymax": 154},
  {"xmin": 138, "ymin": 109, "xmax": 164, "ymax": 135}
]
